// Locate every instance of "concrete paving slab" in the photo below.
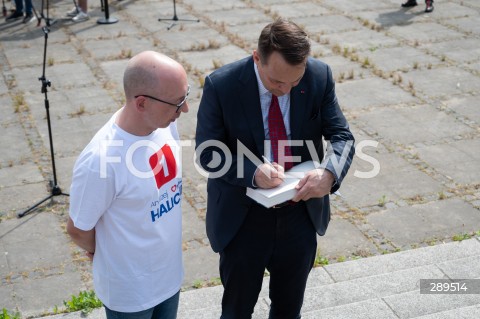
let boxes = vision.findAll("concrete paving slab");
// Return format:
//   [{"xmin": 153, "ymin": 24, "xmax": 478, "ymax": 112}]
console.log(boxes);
[
  {"xmin": 182, "ymin": 244, "xmax": 218, "ymax": 288},
  {"xmin": 317, "ymin": 218, "xmax": 377, "ymax": 258},
  {"xmin": 341, "ymin": 151, "xmax": 443, "ymax": 208},
  {"xmin": 437, "ymin": 255, "xmax": 480, "ymax": 280},
  {"xmin": 414, "ymin": 304, "xmax": 480, "ymax": 319},
  {"xmin": 178, "ymin": 45, "xmax": 249, "ymax": 72},
  {"xmin": 387, "ymin": 21, "xmax": 466, "ymax": 43},
  {"xmin": 325, "ymin": 239, "xmax": 480, "ymax": 282},
  {"xmin": 336, "ymin": 77, "xmax": 418, "ymax": 111},
  {"xmin": 0, "ymin": 183, "xmax": 49, "ymax": 215},
  {"xmin": 422, "ymin": 38, "xmax": 480, "ymax": 64},
  {"xmin": 323, "ymin": 29, "xmax": 399, "ymax": 52},
  {"xmin": 14, "ymin": 271, "xmax": 85, "ymax": 317},
  {"xmin": 444, "ymin": 16, "xmax": 480, "ymax": 35},
  {"xmin": 383, "ymin": 291, "xmax": 480, "ymax": 319},
  {"xmin": 319, "ymin": 55, "xmax": 372, "ymax": 82},
  {"xmin": 355, "ymin": 104, "xmax": 474, "ymax": 144},
  {"xmin": 0, "ymin": 164, "xmax": 44, "ymax": 188},
  {"xmin": 367, "ymin": 198, "xmax": 480, "ymax": 248},
  {"xmin": 415, "ymin": 139, "xmax": 480, "ymax": 185},
  {"xmin": 183, "ymin": 0, "xmax": 249, "ymax": 12},
  {"xmin": 361, "ymin": 46, "xmax": 443, "ymax": 73},
  {"xmin": 0, "ymin": 121, "xmax": 32, "ymax": 167},
  {"xmin": 302, "ymin": 265, "xmax": 446, "ymax": 312},
  {"xmin": 201, "ymin": 8, "xmax": 271, "ymax": 27},
  {"xmin": 323, "ymin": 0, "xmax": 396, "ymax": 12},
  {"xmin": 442, "ymin": 95, "xmax": 480, "ymax": 123},
  {"xmin": 268, "ymin": 3, "xmax": 331, "ymax": 19},
  {"xmin": 302, "ymin": 298, "xmax": 397, "ymax": 319},
  {"xmin": 401, "ymin": 67, "xmax": 479, "ymax": 99}
]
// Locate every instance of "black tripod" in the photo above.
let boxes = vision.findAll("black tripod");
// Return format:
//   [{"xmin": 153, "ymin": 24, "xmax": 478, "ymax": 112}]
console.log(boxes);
[
  {"xmin": 36, "ymin": 0, "xmax": 57, "ymax": 27},
  {"xmin": 18, "ymin": 27, "xmax": 68, "ymax": 218},
  {"xmin": 158, "ymin": 0, "xmax": 199, "ymax": 30}
]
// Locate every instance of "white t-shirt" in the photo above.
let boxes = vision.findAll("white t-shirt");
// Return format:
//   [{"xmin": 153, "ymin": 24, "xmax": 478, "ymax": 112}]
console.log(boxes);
[{"xmin": 69, "ymin": 110, "xmax": 183, "ymax": 312}]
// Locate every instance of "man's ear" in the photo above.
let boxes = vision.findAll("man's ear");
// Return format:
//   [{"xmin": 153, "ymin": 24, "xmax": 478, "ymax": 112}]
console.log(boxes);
[
  {"xmin": 253, "ymin": 50, "xmax": 260, "ymax": 65},
  {"xmin": 135, "ymin": 96, "xmax": 146, "ymax": 111}
]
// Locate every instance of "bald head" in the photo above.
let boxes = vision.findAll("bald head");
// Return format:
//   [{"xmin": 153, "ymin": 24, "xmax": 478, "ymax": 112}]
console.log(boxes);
[{"xmin": 123, "ymin": 51, "xmax": 187, "ymax": 101}]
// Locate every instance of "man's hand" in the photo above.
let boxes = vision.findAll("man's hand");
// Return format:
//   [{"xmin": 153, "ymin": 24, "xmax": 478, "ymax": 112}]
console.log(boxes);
[
  {"xmin": 254, "ymin": 162, "xmax": 285, "ymax": 189},
  {"xmin": 292, "ymin": 169, "xmax": 335, "ymax": 202}
]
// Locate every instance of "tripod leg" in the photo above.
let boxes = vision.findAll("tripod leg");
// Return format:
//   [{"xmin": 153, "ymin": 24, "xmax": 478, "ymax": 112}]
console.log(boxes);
[{"xmin": 18, "ymin": 195, "xmax": 54, "ymax": 217}]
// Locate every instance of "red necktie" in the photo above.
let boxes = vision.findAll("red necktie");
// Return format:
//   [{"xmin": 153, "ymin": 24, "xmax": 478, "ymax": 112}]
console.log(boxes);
[{"xmin": 268, "ymin": 95, "xmax": 293, "ymax": 170}]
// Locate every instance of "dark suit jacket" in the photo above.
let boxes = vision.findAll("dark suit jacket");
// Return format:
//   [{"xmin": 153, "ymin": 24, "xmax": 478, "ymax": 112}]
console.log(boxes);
[{"xmin": 195, "ymin": 56, "xmax": 355, "ymax": 253}]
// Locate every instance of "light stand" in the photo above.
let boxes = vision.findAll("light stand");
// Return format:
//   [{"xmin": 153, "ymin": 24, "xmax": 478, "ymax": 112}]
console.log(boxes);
[
  {"xmin": 97, "ymin": 0, "xmax": 118, "ymax": 24},
  {"xmin": 18, "ymin": 27, "xmax": 69, "ymax": 218},
  {"xmin": 37, "ymin": 0, "xmax": 57, "ymax": 27},
  {"xmin": 158, "ymin": 0, "xmax": 199, "ymax": 30}
]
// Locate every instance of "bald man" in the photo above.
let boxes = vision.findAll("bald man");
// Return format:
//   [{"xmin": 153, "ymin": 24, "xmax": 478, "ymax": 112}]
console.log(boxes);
[{"xmin": 67, "ymin": 51, "xmax": 189, "ymax": 319}]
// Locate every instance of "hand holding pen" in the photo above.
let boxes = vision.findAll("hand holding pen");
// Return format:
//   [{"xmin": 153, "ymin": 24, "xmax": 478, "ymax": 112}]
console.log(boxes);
[{"xmin": 253, "ymin": 156, "xmax": 285, "ymax": 189}]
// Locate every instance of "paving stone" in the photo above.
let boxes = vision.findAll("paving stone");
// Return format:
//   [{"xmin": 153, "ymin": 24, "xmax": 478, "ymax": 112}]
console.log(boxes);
[
  {"xmin": 0, "ymin": 183, "xmax": 49, "ymax": 215},
  {"xmin": 323, "ymin": 29, "xmax": 399, "ymax": 52},
  {"xmin": 0, "ymin": 164, "xmax": 44, "ymax": 188},
  {"xmin": 354, "ymin": 104, "xmax": 474, "ymax": 145},
  {"xmin": 322, "ymin": 0, "xmax": 395, "ymax": 12},
  {"xmin": 387, "ymin": 21, "xmax": 466, "ymax": 43},
  {"xmin": 415, "ymin": 139, "xmax": 480, "ymax": 185},
  {"xmin": 184, "ymin": 0, "xmax": 249, "ymax": 12},
  {"xmin": 269, "ymin": 4, "xmax": 331, "ymax": 20},
  {"xmin": 422, "ymin": 38, "xmax": 480, "ymax": 64},
  {"xmin": 302, "ymin": 298, "xmax": 397, "ymax": 319},
  {"xmin": 341, "ymin": 151, "xmax": 443, "ymax": 208},
  {"xmin": 437, "ymin": 255, "xmax": 480, "ymax": 280},
  {"xmin": 182, "ymin": 244, "xmax": 219, "ymax": 288},
  {"xmin": 444, "ymin": 15, "xmax": 480, "ymax": 35},
  {"xmin": 317, "ymin": 218, "xmax": 377, "ymax": 258},
  {"xmin": 413, "ymin": 304, "xmax": 480, "ymax": 319},
  {"xmin": 401, "ymin": 66, "xmax": 479, "ymax": 99},
  {"xmin": 442, "ymin": 95, "xmax": 480, "ymax": 123},
  {"xmin": 361, "ymin": 46, "xmax": 443, "ymax": 72},
  {"xmin": 201, "ymin": 8, "xmax": 271, "ymax": 26},
  {"xmin": 178, "ymin": 45, "xmax": 249, "ymax": 72},
  {"xmin": 367, "ymin": 198, "xmax": 480, "ymax": 248},
  {"xmin": 336, "ymin": 77, "xmax": 418, "ymax": 111},
  {"xmin": 383, "ymin": 291, "xmax": 480, "ymax": 319},
  {"xmin": 324, "ymin": 238, "xmax": 480, "ymax": 282},
  {"xmin": 14, "ymin": 270, "xmax": 85, "ymax": 317}
]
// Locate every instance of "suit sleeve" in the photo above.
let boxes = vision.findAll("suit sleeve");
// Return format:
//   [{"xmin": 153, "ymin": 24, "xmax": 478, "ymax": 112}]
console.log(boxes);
[
  {"xmin": 195, "ymin": 75, "xmax": 258, "ymax": 188},
  {"xmin": 319, "ymin": 65, "xmax": 355, "ymax": 193}
]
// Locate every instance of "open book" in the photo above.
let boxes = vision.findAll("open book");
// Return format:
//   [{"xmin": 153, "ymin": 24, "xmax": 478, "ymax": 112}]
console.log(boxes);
[{"xmin": 246, "ymin": 160, "xmax": 320, "ymax": 208}]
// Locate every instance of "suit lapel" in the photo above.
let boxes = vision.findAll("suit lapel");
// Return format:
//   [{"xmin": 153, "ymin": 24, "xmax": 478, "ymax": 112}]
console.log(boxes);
[
  {"xmin": 238, "ymin": 57, "xmax": 265, "ymax": 155},
  {"xmin": 290, "ymin": 79, "xmax": 309, "ymax": 142}
]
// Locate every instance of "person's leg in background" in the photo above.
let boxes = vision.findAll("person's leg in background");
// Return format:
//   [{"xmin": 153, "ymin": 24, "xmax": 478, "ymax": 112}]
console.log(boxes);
[
  {"xmin": 22, "ymin": 0, "xmax": 36, "ymax": 24},
  {"xmin": 5, "ymin": 0, "xmax": 22, "ymax": 21},
  {"xmin": 72, "ymin": 0, "xmax": 89, "ymax": 22}
]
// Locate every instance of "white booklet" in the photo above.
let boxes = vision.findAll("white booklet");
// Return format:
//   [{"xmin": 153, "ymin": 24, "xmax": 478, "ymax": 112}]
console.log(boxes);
[{"xmin": 246, "ymin": 160, "xmax": 320, "ymax": 208}]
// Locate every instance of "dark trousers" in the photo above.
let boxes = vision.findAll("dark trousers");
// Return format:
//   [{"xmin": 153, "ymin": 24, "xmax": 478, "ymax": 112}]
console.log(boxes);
[{"xmin": 219, "ymin": 202, "xmax": 317, "ymax": 319}]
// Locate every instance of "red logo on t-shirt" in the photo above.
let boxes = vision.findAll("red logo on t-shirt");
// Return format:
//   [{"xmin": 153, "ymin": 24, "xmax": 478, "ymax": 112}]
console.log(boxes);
[{"xmin": 149, "ymin": 144, "xmax": 177, "ymax": 189}]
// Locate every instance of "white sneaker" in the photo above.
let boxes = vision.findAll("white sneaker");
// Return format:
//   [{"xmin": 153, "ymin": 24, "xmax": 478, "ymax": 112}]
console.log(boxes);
[
  {"xmin": 72, "ymin": 10, "xmax": 89, "ymax": 22},
  {"xmin": 66, "ymin": 6, "xmax": 79, "ymax": 17}
]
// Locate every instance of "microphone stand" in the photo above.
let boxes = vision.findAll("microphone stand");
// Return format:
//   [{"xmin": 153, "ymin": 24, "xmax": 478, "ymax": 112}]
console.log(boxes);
[
  {"xmin": 158, "ymin": 0, "xmax": 199, "ymax": 30},
  {"xmin": 18, "ymin": 27, "xmax": 69, "ymax": 218}
]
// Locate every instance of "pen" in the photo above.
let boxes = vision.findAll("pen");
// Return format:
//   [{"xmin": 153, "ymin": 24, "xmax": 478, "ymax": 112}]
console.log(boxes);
[{"xmin": 262, "ymin": 155, "xmax": 273, "ymax": 166}]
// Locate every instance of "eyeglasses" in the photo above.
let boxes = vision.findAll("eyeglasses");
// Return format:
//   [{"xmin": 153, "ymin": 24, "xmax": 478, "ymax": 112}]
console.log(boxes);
[{"xmin": 135, "ymin": 85, "xmax": 190, "ymax": 113}]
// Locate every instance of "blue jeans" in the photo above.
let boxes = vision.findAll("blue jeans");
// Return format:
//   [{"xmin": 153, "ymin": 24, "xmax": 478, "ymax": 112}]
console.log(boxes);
[
  {"xmin": 104, "ymin": 291, "xmax": 180, "ymax": 319},
  {"xmin": 14, "ymin": 0, "xmax": 33, "ymax": 15}
]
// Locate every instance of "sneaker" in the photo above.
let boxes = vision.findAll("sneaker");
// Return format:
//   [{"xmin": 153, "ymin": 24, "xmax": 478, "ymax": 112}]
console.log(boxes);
[
  {"xmin": 72, "ymin": 10, "xmax": 89, "ymax": 22},
  {"xmin": 6, "ymin": 10, "xmax": 23, "ymax": 21},
  {"xmin": 401, "ymin": 0, "xmax": 418, "ymax": 7},
  {"xmin": 22, "ymin": 13, "xmax": 36, "ymax": 24},
  {"xmin": 66, "ymin": 6, "xmax": 79, "ymax": 17},
  {"xmin": 425, "ymin": 0, "xmax": 434, "ymax": 12}
]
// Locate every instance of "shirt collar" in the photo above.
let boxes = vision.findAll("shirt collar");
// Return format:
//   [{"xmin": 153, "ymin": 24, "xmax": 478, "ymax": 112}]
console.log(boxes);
[{"xmin": 254, "ymin": 62, "xmax": 270, "ymax": 96}]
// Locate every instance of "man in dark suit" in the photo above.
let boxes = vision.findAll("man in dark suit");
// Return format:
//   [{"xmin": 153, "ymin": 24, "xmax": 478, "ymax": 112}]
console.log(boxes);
[{"xmin": 195, "ymin": 18, "xmax": 355, "ymax": 318}]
